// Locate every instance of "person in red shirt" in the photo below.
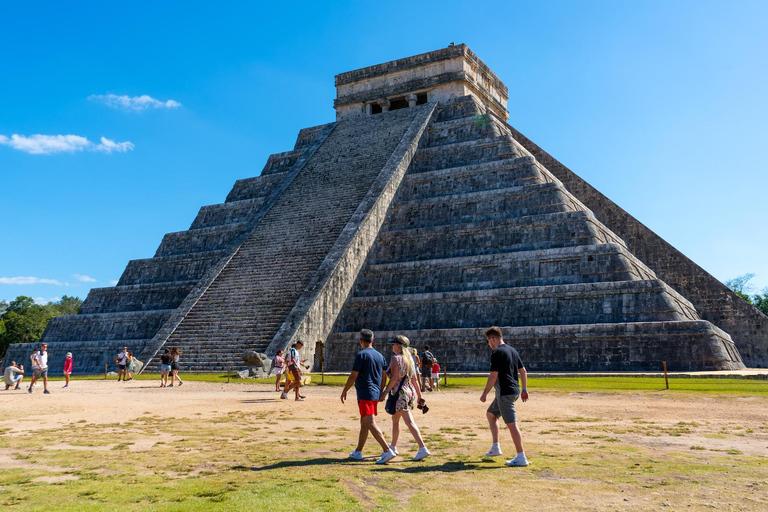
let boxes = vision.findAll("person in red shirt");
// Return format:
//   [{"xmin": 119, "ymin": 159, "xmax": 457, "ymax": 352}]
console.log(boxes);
[
  {"xmin": 431, "ymin": 360, "xmax": 440, "ymax": 392},
  {"xmin": 63, "ymin": 352, "xmax": 73, "ymax": 388}
]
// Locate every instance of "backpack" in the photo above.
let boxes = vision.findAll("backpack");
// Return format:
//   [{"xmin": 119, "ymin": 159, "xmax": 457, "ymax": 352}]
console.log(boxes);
[{"xmin": 422, "ymin": 351, "xmax": 434, "ymax": 368}]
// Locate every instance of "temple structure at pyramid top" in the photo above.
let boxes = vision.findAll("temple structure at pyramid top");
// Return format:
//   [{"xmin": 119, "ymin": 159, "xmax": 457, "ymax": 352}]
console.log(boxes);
[
  {"xmin": 334, "ymin": 44, "xmax": 509, "ymax": 121},
  {"xmin": 5, "ymin": 44, "xmax": 766, "ymax": 374}
]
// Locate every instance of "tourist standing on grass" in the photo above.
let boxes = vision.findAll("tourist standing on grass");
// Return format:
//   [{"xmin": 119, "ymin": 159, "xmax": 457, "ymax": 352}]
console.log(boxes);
[
  {"xmin": 380, "ymin": 335, "xmax": 430, "ymax": 461},
  {"xmin": 116, "ymin": 347, "xmax": 129, "ymax": 382},
  {"xmin": 169, "ymin": 347, "xmax": 184, "ymax": 387},
  {"xmin": 63, "ymin": 353, "xmax": 73, "ymax": 388},
  {"xmin": 431, "ymin": 359, "xmax": 440, "ymax": 392},
  {"xmin": 282, "ymin": 341, "xmax": 305, "ymax": 401},
  {"xmin": 480, "ymin": 326, "xmax": 530, "ymax": 467},
  {"xmin": 341, "ymin": 329, "xmax": 395, "ymax": 464},
  {"xmin": 4, "ymin": 361, "xmax": 24, "ymax": 390},
  {"xmin": 270, "ymin": 349, "xmax": 286, "ymax": 392},
  {"xmin": 419, "ymin": 345, "xmax": 435, "ymax": 392},
  {"xmin": 159, "ymin": 349, "xmax": 172, "ymax": 387},
  {"xmin": 28, "ymin": 343, "xmax": 50, "ymax": 394}
]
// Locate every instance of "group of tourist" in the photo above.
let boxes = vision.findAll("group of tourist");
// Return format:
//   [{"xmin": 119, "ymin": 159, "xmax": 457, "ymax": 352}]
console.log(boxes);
[
  {"xmin": 340, "ymin": 327, "xmax": 529, "ymax": 467},
  {"xmin": 2, "ymin": 342, "xmax": 74, "ymax": 394},
  {"xmin": 158, "ymin": 347, "xmax": 184, "ymax": 387},
  {"xmin": 270, "ymin": 340, "xmax": 309, "ymax": 401}
]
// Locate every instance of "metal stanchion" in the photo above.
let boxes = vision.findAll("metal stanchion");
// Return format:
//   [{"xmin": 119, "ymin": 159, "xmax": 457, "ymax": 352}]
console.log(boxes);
[{"xmin": 663, "ymin": 361, "xmax": 669, "ymax": 390}]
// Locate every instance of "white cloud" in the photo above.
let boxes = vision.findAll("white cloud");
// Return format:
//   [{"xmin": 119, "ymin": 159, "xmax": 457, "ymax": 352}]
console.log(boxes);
[
  {"xmin": 0, "ymin": 276, "xmax": 65, "ymax": 285},
  {"xmin": 0, "ymin": 134, "xmax": 91, "ymax": 154},
  {"xmin": 34, "ymin": 296, "xmax": 61, "ymax": 305},
  {"xmin": 73, "ymin": 274, "xmax": 97, "ymax": 283},
  {"xmin": 94, "ymin": 137, "xmax": 134, "ymax": 153},
  {"xmin": 89, "ymin": 94, "xmax": 182, "ymax": 112},
  {"xmin": 0, "ymin": 133, "xmax": 134, "ymax": 155}
]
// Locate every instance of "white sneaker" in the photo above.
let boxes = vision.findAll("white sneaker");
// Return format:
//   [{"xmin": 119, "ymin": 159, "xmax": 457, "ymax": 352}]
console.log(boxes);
[
  {"xmin": 389, "ymin": 445, "xmax": 399, "ymax": 455},
  {"xmin": 413, "ymin": 446, "xmax": 431, "ymax": 461},
  {"xmin": 505, "ymin": 455, "xmax": 529, "ymax": 467},
  {"xmin": 280, "ymin": 392, "xmax": 287, "ymax": 399},
  {"xmin": 485, "ymin": 445, "xmax": 503, "ymax": 457},
  {"xmin": 348, "ymin": 450, "xmax": 363, "ymax": 461},
  {"xmin": 376, "ymin": 449, "xmax": 396, "ymax": 464}
]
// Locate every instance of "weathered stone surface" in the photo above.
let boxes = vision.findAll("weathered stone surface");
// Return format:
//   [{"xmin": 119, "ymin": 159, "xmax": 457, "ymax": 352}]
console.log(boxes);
[{"xmin": 8, "ymin": 45, "xmax": 757, "ymax": 374}]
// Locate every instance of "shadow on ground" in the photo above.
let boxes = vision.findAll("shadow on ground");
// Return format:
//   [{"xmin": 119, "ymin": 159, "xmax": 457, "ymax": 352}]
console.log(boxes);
[{"xmin": 239, "ymin": 458, "xmax": 501, "ymax": 473}]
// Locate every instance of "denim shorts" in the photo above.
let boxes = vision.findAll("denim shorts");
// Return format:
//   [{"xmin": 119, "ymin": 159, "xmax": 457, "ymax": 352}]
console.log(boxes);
[{"xmin": 160, "ymin": 364, "xmax": 172, "ymax": 373}]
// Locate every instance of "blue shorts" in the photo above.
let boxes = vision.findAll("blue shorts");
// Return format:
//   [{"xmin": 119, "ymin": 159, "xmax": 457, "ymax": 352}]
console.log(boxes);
[{"xmin": 160, "ymin": 364, "xmax": 172, "ymax": 373}]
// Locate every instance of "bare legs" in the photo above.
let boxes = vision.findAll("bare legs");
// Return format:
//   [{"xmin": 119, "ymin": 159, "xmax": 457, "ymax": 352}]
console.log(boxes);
[
  {"xmin": 356, "ymin": 415, "xmax": 389, "ymax": 453},
  {"xmin": 487, "ymin": 412, "xmax": 524, "ymax": 453},
  {"xmin": 274, "ymin": 374, "xmax": 283, "ymax": 391},
  {"xmin": 391, "ymin": 409, "xmax": 425, "ymax": 449}
]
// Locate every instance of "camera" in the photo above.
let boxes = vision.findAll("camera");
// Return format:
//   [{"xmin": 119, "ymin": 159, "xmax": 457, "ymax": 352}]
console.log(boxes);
[{"xmin": 417, "ymin": 398, "xmax": 429, "ymax": 414}]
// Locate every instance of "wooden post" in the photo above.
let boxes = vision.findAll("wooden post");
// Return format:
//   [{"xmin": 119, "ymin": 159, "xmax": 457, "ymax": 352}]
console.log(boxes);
[
  {"xmin": 663, "ymin": 361, "xmax": 669, "ymax": 390},
  {"xmin": 104, "ymin": 361, "xmax": 108, "ymax": 380},
  {"xmin": 228, "ymin": 362, "xmax": 231, "ymax": 384}
]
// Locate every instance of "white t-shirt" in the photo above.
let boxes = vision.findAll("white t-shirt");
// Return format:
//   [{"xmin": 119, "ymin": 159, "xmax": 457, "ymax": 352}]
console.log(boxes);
[
  {"xmin": 286, "ymin": 347, "xmax": 300, "ymax": 367},
  {"xmin": 117, "ymin": 352, "xmax": 128, "ymax": 365},
  {"xmin": 34, "ymin": 351, "xmax": 48, "ymax": 370}
]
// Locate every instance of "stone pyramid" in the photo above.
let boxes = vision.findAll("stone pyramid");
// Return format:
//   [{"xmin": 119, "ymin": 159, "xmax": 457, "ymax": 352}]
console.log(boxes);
[{"xmin": 7, "ymin": 44, "xmax": 764, "ymax": 374}]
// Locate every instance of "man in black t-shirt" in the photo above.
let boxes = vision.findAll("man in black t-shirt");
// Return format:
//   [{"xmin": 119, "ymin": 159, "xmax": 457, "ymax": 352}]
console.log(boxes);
[{"xmin": 479, "ymin": 326, "xmax": 530, "ymax": 467}]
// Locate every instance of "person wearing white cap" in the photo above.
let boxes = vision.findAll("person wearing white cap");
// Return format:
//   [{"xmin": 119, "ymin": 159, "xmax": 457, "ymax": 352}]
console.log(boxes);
[{"xmin": 63, "ymin": 352, "xmax": 73, "ymax": 388}]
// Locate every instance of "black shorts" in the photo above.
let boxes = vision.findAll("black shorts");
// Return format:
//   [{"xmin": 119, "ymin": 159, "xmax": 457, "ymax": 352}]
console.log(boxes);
[{"xmin": 171, "ymin": 363, "xmax": 179, "ymax": 371}]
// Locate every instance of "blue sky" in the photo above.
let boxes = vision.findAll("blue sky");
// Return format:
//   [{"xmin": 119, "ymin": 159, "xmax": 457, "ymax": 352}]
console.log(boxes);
[{"xmin": 1, "ymin": 0, "xmax": 767, "ymax": 304}]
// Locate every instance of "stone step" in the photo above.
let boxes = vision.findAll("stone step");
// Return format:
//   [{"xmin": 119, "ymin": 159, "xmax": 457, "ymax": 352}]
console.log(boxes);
[
  {"xmin": 432, "ymin": 95, "xmax": 486, "ymax": 123},
  {"xmin": 43, "ymin": 310, "xmax": 173, "ymax": 342},
  {"xmin": 387, "ymin": 182, "xmax": 578, "ymax": 230},
  {"xmin": 80, "ymin": 280, "xmax": 198, "ymax": 313},
  {"xmin": 410, "ymin": 136, "xmax": 519, "ymax": 173},
  {"xmin": 355, "ymin": 244, "xmax": 657, "ymax": 296},
  {"xmin": 118, "ymin": 250, "xmax": 226, "ymax": 286},
  {"xmin": 326, "ymin": 321, "xmax": 744, "ymax": 372},
  {"xmin": 425, "ymin": 114, "xmax": 505, "ymax": 147},
  {"xmin": 189, "ymin": 197, "xmax": 267, "ymax": 229},
  {"xmin": 340, "ymin": 279, "xmax": 699, "ymax": 332},
  {"xmin": 154, "ymin": 223, "xmax": 246, "ymax": 257},
  {"xmin": 398, "ymin": 156, "xmax": 544, "ymax": 200},
  {"xmin": 226, "ymin": 171, "xmax": 288, "ymax": 203},
  {"xmin": 260, "ymin": 149, "xmax": 304, "ymax": 176},
  {"xmin": 294, "ymin": 123, "xmax": 334, "ymax": 150},
  {"xmin": 164, "ymin": 107, "xmax": 426, "ymax": 361},
  {"xmin": 374, "ymin": 211, "xmax": 625, "ymax": 264}
]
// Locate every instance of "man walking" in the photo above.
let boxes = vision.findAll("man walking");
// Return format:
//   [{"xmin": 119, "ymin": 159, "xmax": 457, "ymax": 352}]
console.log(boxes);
[
  {"xmin": 479, "ymin": 326, "xmax": 530, "ymax": 467},
  {"xmin": 340, "ymin": 329, "xmax": 395, "ymax": 464},
  {"xmin": 282, "ymin": 341, "xmax": 305, "ymax": 401},
  {"xmin": 28, "ymin": 343, "xmax": 51, "ymax": 394},
  {"xmin": 419, "ymin": 345, "xmax": 435, "ymax": 391}
]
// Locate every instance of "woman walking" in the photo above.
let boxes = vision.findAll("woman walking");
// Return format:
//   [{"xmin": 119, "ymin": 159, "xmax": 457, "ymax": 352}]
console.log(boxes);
[
  {"xmin": 169, "ymin": 347, "xmax": 184, "ymax": 387},
  {"xmin": 159, "ymin": 349, "xmax": 172, "ymax": 387},
  {"xmin": 271, "ymin": 349, "xmax": 286, "ymax": 392},
  {"xmin": 380, "ymin": 335, "xmax": 430, "ymax": 461}
]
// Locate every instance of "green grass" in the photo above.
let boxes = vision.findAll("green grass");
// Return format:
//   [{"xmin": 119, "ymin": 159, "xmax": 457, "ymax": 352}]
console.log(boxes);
[{"xmin": 56, "ymin": 374, "xmax": 768, "ymax": 396}]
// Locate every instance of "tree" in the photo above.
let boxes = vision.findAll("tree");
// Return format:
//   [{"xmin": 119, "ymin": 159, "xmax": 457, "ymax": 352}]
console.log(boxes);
[
  {"xmin": 754, "ymin": 290, "xmax": 768, "ymax": 317},
  {"xmin": 725, "ymin": 273, "xmax": 756, "ymax": 303},
  {"xmin": 0, "ymin": 295, "xmax": 82, "ymax": 358}
]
